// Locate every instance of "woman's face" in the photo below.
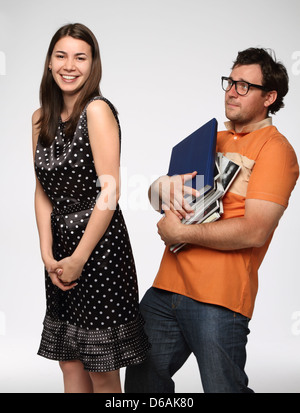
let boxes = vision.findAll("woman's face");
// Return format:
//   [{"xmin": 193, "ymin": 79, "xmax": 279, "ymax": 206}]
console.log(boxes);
[{"xmin": 49, "ymin": 36, "xmax": 93, "ymax": 98}]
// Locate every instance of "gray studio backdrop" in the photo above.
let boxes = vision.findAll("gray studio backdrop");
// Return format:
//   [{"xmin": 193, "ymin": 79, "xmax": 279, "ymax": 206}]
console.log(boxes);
[{"xmin": 0, "ymin": 0, "xmax": 299, "ymax": 392}]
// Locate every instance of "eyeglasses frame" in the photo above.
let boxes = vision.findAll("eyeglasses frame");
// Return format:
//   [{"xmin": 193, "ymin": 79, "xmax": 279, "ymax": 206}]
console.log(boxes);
[{"xmin": 221, "ymin": 76, "xmax": 269, "ymax": 96}]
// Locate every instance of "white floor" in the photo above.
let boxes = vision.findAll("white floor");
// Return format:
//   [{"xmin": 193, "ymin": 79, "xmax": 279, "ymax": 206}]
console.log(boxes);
[{"xmin": 0, "ymin": 334, "xmax": 299, "ymax": 393}]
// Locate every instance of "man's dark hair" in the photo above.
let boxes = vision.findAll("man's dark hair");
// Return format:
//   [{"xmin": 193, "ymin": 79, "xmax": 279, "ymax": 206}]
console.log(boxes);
[{"xmin": 232, "ymin": 47, "xmax": 289, "ymax": 115}]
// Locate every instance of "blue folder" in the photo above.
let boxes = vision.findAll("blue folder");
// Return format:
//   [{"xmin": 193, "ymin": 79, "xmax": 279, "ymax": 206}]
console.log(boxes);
[{"xmin": 167, "ymin": 118, "xmax": 218, "ymax": 193}]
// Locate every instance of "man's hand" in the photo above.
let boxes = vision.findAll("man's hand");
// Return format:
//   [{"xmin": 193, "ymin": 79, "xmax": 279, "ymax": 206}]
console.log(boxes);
[
  {"xmin": 149, "ymin": 172, "xmax": 200, "ymax": 219},
  {"xmin": 157, "ymin": 207, "xmax": 184, "ymax": 245}
]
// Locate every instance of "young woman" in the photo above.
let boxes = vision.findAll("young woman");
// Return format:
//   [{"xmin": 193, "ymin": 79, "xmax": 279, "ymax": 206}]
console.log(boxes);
[{"xmin": 32, "ymin": 23, "xmax": 149, "ymax": 393}]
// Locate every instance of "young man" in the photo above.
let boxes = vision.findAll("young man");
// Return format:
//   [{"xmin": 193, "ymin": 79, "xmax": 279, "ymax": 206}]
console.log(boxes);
[{"xmin": 125, "ymin": 48, "xmax": 299, "ymax": 393}]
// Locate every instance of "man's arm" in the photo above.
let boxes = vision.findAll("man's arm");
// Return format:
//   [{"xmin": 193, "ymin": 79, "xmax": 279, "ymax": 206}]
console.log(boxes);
[
  {"xmin": 157, "ymin": 198, "xmax": 285, "ymax": 250},
  {"xmin": 148, "ymin": 172, "xmax": 200, "ymax": 219}
]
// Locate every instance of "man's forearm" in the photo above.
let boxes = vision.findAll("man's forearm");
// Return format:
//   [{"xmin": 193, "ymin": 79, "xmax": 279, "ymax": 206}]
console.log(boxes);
[
  {"xmin": 179, "ymin": 217, "xmax": 261, "ymax": 250},
  {"xmin": 158, "ymin": 198, "xmax": 284, "ymax": 251}
]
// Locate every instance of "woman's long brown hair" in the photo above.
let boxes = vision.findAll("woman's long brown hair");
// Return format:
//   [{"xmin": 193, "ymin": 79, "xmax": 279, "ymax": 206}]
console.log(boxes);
[{"xmin": 37, "ymin": 23, "xmax": 102, "ymax": 146}]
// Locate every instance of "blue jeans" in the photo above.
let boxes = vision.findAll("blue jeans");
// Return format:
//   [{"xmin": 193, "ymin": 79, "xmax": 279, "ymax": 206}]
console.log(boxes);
[{"xmin": 125, "ymin": 287, "xmax": 253, "ymax": 393}]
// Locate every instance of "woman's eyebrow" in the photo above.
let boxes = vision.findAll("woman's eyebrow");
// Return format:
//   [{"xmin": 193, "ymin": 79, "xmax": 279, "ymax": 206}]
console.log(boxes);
[{"xmin": 54, "ymin": 50, "xmax": 88, "ymax": 56}]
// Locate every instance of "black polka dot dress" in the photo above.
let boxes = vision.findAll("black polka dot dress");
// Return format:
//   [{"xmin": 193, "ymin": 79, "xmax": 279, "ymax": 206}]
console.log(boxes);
[{"xmin": 35, "ymin": 97, "xmax": 150, "ymax": 372}]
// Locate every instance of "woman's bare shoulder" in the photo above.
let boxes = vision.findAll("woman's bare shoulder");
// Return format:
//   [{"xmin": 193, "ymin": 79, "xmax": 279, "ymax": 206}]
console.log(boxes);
[{"xmin": 32, "ymin": 108, "xmax": 42, "ymax": 125}]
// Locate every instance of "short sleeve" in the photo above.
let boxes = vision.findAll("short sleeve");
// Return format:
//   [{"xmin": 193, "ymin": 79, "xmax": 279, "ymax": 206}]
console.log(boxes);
[{"xmin": 246, "ymin": 134, "xmax": 299, "ymax": 207}]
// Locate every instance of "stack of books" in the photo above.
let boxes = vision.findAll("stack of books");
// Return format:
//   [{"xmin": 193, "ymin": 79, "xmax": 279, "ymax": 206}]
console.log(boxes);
[
  {"xmin": 165, "ymin": 118, "xmax": 240, "ymax": 253},
  {"xmin": 170, "ymin": 152, "xmax": 240, "ymax": 252}
]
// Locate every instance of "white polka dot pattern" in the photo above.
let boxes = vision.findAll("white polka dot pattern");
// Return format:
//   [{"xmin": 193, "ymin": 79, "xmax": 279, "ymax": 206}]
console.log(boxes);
[{"xmin": 35, "ymin": 97, "xmax": 150, "ymax": 371}]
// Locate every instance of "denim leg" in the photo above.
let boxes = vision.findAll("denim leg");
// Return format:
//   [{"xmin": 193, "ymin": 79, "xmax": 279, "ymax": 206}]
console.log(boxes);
[
  {"xmin": 176, "ymin": 296, "xmax": 254, "ymax": 393},
  {"xmin": 125, "ymin": 288, "xmax": 191, "ymax": 393}
]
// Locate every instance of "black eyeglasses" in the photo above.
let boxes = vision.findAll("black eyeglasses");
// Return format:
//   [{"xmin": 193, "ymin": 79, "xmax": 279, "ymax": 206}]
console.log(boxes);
[{"xmin": 221, "ymin": 76, "xmax": 268, "ymax": 96}]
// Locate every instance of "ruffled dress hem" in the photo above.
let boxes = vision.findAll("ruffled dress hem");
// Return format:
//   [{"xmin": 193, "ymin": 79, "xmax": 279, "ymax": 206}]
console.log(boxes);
[{"xmin": 37, "ymin": 314, "xmax": 150, "ymax": 372}]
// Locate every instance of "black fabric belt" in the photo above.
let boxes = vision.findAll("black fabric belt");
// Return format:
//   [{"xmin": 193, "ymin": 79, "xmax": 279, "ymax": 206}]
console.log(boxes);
[{"xmin": 52, "ymin": 200, "xmax": 96, "ymax": 216}]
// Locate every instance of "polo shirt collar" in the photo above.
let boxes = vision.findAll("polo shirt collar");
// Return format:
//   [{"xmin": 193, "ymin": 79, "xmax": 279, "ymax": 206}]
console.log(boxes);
[{"xmin": 224, "ymin": 117, "xmax": 273, "ymax": 134}]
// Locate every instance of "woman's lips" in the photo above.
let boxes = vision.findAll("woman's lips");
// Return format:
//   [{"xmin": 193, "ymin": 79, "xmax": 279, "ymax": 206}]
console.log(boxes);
[{"xmin": 61, "ymin": 74, "xmax": 78, "ymax": 82}]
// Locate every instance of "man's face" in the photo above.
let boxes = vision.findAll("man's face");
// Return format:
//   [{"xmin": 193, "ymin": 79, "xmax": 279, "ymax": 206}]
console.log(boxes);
[{"xmin": 225, "ymin": 64, "xmax": 272, "ymax": 132}]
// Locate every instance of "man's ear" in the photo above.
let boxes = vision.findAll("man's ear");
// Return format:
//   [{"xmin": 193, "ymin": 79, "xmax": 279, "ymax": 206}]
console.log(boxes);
[{"xmin": 264, "ymin": 90, "xmax": 277, "ymax": 109}]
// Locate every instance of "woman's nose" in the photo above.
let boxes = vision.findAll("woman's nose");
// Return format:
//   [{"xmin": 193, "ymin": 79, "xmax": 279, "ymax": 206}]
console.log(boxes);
[{"xmin": 63, "ymin": 58, "xmax": 75, "ymax": 71}]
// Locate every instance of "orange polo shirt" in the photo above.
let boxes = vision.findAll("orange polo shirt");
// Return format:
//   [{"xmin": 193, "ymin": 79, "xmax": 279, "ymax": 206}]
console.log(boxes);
[{"xmin": 153, "ymin": 119, "xmax": 299, "ymax": 318}]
